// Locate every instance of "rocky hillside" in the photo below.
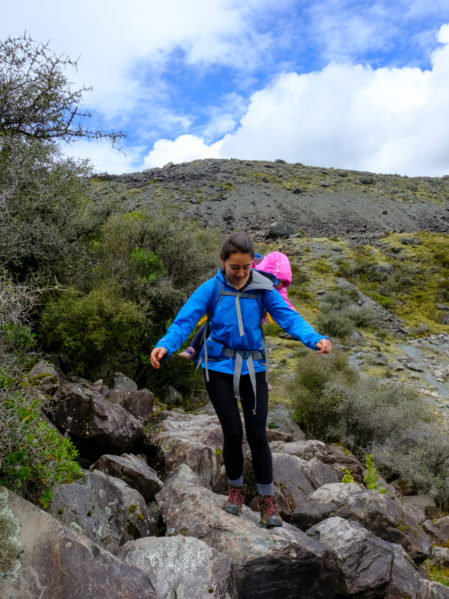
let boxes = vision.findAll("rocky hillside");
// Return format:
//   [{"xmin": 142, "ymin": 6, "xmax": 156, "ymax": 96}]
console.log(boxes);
[
  {"xmin": 2, "ymin": 362, "xmax": 449, "ymax": 598},
  {"xmin": 94, "ymin": 158, "xmax": 449, "ymax": 239}
]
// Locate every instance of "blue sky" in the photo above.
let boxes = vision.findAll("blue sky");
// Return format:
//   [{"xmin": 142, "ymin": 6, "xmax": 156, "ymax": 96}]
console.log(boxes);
[{"xmin": 3, "ymin": 0, "xmax": 449, "ymax": 176}]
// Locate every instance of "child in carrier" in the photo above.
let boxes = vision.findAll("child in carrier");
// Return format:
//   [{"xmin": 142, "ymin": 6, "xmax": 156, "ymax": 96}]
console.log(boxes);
[{"xmin": 179, "ymin": 250, "xmax": 296, "ymax": 360}]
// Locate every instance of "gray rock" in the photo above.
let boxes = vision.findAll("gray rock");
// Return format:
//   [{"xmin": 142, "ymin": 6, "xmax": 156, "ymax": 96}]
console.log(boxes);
[
  {"xmin": 143, "ymin": 410, "xmax": 227, "ymax": 491},
  {"xmin": 54, "ymin": 381, "xmax": 143, "ymax": 454},
  {"xmin": 156, "ymin": 464, "xmax": 338, "ymax": 599},
  {"xmin": 307, "ymin": 517, "xmax": 396, "ymax": 595},
  {"xmin": 163, "ymin": 385, "xmax": 183, "ymax": 405},
  {"xmin": 270, "ymin": 439, "xmax": 364, "ymax": 482},
  {"xmin": 113, "ymin": 372, "xmax": 138, "ymax": 394},
  {"xmin": 387, "ymin": 542, "xmax": 426, "ymax": 598},
  {"xmin": 430, "ymin": 546, "xmax": 449, "ymax": 567},
  {"xmin": 144, "ymin": 409, "xmax": 293, "ymax": 498},
  {"xmin": 26, "ymin": 359, "xmax": 60, "ymax": 395},
  {"xmin": 118, "ymin": 535, "xmax": 237, "ymax": 598},
  {"xmin": 0, "ymin": 488, "xmax": 157, "ymax": 599},
  {"xmin": 267, "ymin": 221, "xmax": 296, "ymax": 239},
  {"xmin": 90, "ymin": 453, "xmax": 163, "ymax": 501},
  {"xmin": 291, "ymin": 482, "xmax": 431, "ymax": 561},
  {"xmin": 271, "ymin": 453, "xmax": 315, "ymax": 517},
  {"xmin": 398, "ymin": 494, "xmax": 438, "ymax": 522},
  {"xmin": 422, "ymin": 515, "xmax": 449, "ymax": 545},
  {"xmin": 123, "ymin": 388, "xmax": 154, "ymax": 422},
  {"xmin": 270, "ymin": 453, "xmax": 338, "ymax": 518},
  {"xmin": 49, "ymin": 469, "xmax": 156, "ymax": 552},
  {"xmin": 418, "ymin": 579, "xmax": 449, "ymax": 598}
]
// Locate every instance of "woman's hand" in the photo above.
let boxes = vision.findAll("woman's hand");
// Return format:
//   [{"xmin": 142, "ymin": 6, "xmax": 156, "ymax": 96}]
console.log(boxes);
[
  {"xmin": 150, "ymin": 346, "xmax": 167, "ymax": 369},
  {"xmin": 315, "ymin": 339, "xmax": 332, "ymax": 354}
]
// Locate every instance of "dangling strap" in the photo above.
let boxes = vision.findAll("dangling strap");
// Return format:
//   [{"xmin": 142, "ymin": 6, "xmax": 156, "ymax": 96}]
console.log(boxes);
[
  {"xmin": 202, "ymin": 322, "xmax": 210, "ymax": 383},
  {"xmin": 261, "ymin": 319, "xmax": 268, "ymax": 384},
  {"xmin": 222, "ymin": 348, "xmax": 264, "ymax": 415},
  {"xmin": 232, "ymin": 353, "xmax": 258, "ymax": 414}
]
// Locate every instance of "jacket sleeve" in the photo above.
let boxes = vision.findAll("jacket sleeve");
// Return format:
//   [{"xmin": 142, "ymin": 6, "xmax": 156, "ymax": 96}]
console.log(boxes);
[
  {"xmin": 154, "ymin": 279, "xmax": 214, "ymax": 356},
  {"xmin": 264, "ymin": 288, "xmax": 328, "ymax": 350}
]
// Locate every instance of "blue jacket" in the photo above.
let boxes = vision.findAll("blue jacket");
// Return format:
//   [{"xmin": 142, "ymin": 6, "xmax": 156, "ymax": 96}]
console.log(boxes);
[{"xmin": 155, "ymin": 269, "xmax": 327, "ymax": 375}]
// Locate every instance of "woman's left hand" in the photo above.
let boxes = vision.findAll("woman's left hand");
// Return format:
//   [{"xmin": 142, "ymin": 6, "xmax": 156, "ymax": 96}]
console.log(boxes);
[{"xmin": 315, "ymin": 339, "xmax": 332, "ymax": 354}]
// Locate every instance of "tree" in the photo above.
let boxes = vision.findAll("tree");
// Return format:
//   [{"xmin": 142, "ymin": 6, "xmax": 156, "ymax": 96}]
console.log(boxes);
[
  {"xmin": 0, "ymin": 33, "xmax": 122, "ymax": 278},
  {"xmin": 0, "ymin": 32, "xmax": 122, "ymax": 144}
]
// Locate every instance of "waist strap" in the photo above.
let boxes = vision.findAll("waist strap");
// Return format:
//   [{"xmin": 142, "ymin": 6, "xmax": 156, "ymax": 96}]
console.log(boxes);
[
  {"xmin": 223, "ymin": 348, "xmax": 265, "ymax": 415},
  {"xmin": 221, "ymin": 348, "xmax": 264, "ymax": 360}
]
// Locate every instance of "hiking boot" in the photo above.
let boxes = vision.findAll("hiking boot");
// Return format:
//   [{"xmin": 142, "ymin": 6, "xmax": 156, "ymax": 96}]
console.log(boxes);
[
  {"xmin": 179, "ymin": 347, "xmax": 196, "ymax": 360},
  {"xmin": 224, "ymin": 486, "xmax": 245, "ymax": 516},
  {"xmin": 259, "ymin": 495, "xmax": 283, "ymax": 528}
]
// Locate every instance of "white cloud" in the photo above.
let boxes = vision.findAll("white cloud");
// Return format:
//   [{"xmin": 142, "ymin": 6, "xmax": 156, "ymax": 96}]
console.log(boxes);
[
  {"xmin": 1, "ymin": 0, "xmax": 271, "ymax": 118},
  {"xmin": 143, "ymin": 134, "xmax": 222, "ymax": 168},
  {"xmin": 142, "ymin": 23, "xmax": 449, "ymax": 177},
  {"xmin": 62, "ymin": 140, "xmax": 145, "ymax": 174}
]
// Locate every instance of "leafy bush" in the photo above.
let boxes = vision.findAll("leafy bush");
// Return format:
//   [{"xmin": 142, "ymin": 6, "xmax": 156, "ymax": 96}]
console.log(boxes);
[
  {"xmin": 39, "ymin": 283, "xmax": 146, "ymax": 377},
  {"xmin": 290, "ymin": 351, "xmax": 358, "ymax": 438},
  {"xmin": 290, "ymin": 350, "xmax": 449, "ymax": 506},
  {"xmin": 0, "ymin": 387, "xmax": 82, "ymax": 509},
  {"xmin": 95, "ymin": 209, "xmax": 219, "ymax": 296},
  {"xmin": 314, "ymin": 312, "xmax": 355, "ymax": 339},
  {"xmin": 317, "ymin": 289, "xmax": 381, "ymax": 338},
  {"xmin": 0, "ymin": 487, "xmax": 21, "ymax": 581},
  {"xmin": 0, "ymin": 137, "xmax": 91, "ymax": 281}
]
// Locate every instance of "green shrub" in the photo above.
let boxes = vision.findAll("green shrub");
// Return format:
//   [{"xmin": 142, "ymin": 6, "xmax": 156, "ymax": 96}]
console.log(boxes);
[
  {"xmin": 290, "ymin": 351, "xmax": 358, "ymax": 438},
  {"xmin": 0, "ymin": 390, "xmax": 82, "ymax": 509},
  {"xmin": 320, "ymin": 291, "xmax": 352, "ymax": 312},
  {"xmin": 39, "ymin": 283, "xmax": 146, "ymax": 377},
  {"xmin": 0, "ymin": 487, "xmax": 21, "ymax": 582},
  {"xmin": 318, "ymin": 289, "xmax": 381, "ymax": 334},
  {"xmin": 314, "ymin": 312, "xmax": 355, "ymax": 339},
  {"xmin": 363, "ymin": 454, "xmax": 386, "ymax": 493},
  {"xmin": 290, "ymin": 351, "xmax": 449, "ymax": 506}
]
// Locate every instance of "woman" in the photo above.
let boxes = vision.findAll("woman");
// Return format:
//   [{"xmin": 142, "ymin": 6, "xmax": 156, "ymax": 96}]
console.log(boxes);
[
  {"xmin": 150, "ymin": 232, "xmax": 332, "ymax": 528},
  {"xmin": 179, "ymin": 250, "xmax": 295, "ymax": 360}
]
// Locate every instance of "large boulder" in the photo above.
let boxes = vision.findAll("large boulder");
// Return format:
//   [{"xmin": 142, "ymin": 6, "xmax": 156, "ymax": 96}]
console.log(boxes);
[
  {"xmin": 90, "ymin": 453, "xmax": 163, "ymax": 501},
  {"xmin": 49, "ymin": 470, "xmax": 157, "ymax": 552},
  {"xmin": 117, "ymin": 535, "xmax": 237, "ymax": 599},
  {"xmin": 0, "ymin": 487, "xmax": 157, "ymax": 599},
  {"xmin": 143, "ymin": 410, "xmax": 227, "ymax": 491},
  {"xmin": 291, "ymin": 482, "xmax": 431, "ymax": 561},
  {"xmin": 269, "ymin": 453, "xmax": 340, "ymax": 519},
  {"xmin": 270, "ymin": 439, "xmax": 365, "ymax": 482},
  {"xmin": 307, "ymin": 516, "xmax": 428, "ymax": 597},
  {"xmin": 155, "ymin": 464, "xmax": 338, "ymax": 599},
  {"xmin": 123, "ymin": 389, "xmax": 154, "ymax": 423},
  {"xmin": 25, "ymin": 358, "xmax": 61, "ymax": 396},
  {"xmin": 54, "ymin": 381, "xmax": 143, "ymax": 456}
]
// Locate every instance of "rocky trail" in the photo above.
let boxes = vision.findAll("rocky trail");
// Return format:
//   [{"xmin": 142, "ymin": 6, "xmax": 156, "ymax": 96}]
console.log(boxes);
[{"xmin": 2, "ymin": 362, "xmax": 449, "ymax": 598}]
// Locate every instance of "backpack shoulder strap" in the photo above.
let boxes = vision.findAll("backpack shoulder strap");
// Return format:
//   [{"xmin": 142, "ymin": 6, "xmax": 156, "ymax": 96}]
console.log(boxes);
[{"xmin": 206, "ymin": 275, "xmax": 224, "ymax": 318}]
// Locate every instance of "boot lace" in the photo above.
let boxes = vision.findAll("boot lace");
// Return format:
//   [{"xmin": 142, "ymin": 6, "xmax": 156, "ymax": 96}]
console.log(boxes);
[
  {"xmin": 228, "ymin": 486, "xmax": 245, "ymax": 506},
  {"xmin": 261, "ymin": 495, "xmax": 278, "ymax": 516}
]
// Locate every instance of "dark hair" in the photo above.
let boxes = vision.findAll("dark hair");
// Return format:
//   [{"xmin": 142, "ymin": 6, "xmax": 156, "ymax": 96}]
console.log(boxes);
[{"xmin": 220, "ymin": 232, "xmax": 255, "ymax": 260}]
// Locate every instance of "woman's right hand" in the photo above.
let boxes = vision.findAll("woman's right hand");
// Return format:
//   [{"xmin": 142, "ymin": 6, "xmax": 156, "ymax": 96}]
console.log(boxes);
[{"xmin": 150, "ymin": 346, "xmax": 167, "ymax": 369}]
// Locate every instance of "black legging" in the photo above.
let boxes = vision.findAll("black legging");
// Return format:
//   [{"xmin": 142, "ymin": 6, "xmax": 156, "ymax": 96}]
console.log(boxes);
[{"xmin": 204, "ymin": 369, "xmax": 272, "ymax": 485}]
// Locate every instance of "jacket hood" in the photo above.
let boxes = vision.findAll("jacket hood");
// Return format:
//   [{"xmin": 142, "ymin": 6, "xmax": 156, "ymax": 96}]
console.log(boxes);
[
  {"xmin": 256, "ymin": 252, "xmax": 292, "ymax": 287},
  {"xmin": 216, "ymin": 268, "xmax": 275, "ymax": 292}
]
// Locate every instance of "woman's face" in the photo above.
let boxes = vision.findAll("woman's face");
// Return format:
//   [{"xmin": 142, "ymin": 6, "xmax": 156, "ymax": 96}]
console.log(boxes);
[{"xmin": 221, "ymin": 252, "xmax": 253, "ymax": 289}]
